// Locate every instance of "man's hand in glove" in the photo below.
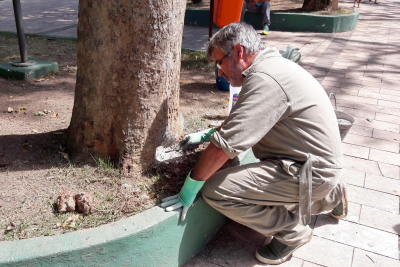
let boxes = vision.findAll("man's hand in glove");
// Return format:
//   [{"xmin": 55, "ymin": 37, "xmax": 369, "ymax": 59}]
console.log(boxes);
[
  {"xmin": 160, "ymin": 171, "xmax": 205, "ymax": 221},
  {"xmin": 178, "ymin": 127, "xmax": 216, "ymax": 152}
]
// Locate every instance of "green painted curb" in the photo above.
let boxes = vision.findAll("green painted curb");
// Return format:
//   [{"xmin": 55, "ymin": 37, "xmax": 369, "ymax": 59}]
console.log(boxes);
[
  {"xmin": 0, "ymin": 57, "xmax": 58, "ymax": 80},
  {"xmin": 184, "ymin": 8, "xmax": 359, "ymax": 33},
  {"xmin": 0, "ymin": 198, "xmax": 228, "ymax": 267}
]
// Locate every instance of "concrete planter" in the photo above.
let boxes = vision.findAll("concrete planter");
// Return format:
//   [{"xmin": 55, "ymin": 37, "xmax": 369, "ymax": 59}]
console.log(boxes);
[
  {"xmin": 0, "ymin": 149, "xmax": 259, "ymax": 267},
  {"xmin": 184, "ymin": 8, "xmax": 359, "ymax": 33},
  {"xmin": 0, "ymin": 198, "xmax": 227, "ymax": 267}
]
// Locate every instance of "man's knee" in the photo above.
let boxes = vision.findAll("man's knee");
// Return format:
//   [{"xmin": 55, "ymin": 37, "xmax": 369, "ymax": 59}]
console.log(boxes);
[{"xmin": 201, "ymin": 172, "xmax": 222, "ymax": 200}]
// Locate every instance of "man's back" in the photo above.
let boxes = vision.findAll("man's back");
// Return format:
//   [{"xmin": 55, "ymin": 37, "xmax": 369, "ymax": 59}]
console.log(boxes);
[{"xmin": 215, "ymin": 47, "xmax": 343, "ymax": 166}]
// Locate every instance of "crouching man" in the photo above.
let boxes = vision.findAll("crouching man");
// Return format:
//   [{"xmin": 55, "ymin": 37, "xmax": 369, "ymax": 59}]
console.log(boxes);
[{"xmin": 162, "ymin": 22, "xmax": 347, "ymax": 265}]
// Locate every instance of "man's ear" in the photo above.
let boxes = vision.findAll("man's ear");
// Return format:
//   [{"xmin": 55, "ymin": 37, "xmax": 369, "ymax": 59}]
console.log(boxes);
[{"xmin": 233, "ymin": 44, "xmax": 244, "ymax": 60}]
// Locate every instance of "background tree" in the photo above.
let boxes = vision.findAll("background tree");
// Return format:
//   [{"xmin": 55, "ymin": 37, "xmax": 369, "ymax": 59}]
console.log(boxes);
[
  {"xmin": 302, "ymin": 0, "xmax": 339, "ymax": 11},
  {"xmin": 68, "ymin": 0, "xmax": 185, "ymax": 173}
]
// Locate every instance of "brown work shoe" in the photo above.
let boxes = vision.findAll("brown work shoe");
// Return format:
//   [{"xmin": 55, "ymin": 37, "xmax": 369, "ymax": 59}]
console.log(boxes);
[
  {"xmin": 255, "ymin": 238, "xmax": 310, "ymax": 265},
  {"xmin": 331, "ymin": 182, "xmax": 348, "ymax": 219}
]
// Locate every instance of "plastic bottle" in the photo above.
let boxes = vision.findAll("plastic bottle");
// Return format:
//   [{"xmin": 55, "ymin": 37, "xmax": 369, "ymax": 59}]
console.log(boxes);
[{"xmin": 228, "ymin": 85, "xmax": 242, "ymax": 114}]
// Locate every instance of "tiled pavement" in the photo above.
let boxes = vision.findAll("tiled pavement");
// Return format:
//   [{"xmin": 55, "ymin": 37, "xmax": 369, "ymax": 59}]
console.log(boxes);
[{"xmin": 1, "ymin": 0, "xmax": 400, "ymax": 266}]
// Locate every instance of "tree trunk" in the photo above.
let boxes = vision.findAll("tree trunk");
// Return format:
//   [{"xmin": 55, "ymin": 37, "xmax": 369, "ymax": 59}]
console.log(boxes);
[
  {"xmin": 68, "ymin": 0, "xmax": 185, "ymax": 173},
  {"xmin": 302, "ymin": 0, "xmax": 338, "ymax": 11}
]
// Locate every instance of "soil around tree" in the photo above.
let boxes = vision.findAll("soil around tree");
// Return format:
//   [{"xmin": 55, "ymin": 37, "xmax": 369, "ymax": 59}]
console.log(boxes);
[{"xmin": 0, "ymin": 33, "xmax": 227, "ymax": 241}]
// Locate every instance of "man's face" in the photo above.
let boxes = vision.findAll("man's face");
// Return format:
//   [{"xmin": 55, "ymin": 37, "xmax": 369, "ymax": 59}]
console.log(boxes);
[{"xmin": 214, "ymin": 47, "xmax": 244, "ymax": 87}]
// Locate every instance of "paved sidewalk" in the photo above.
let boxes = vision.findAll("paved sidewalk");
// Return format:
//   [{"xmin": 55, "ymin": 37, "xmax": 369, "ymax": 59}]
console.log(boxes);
[{"xmin": 1, "ymin": 0, "xmax": 400, "ymax": 266}]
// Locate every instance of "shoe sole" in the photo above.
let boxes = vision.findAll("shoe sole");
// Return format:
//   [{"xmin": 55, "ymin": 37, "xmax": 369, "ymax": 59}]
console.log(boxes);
[
  {"xmin": 331, "ymin": 183, "xmax": 348, "ymax": 220},
  {"xmin": 255, "ymin": 238, "xmax": 311, "ymax": 265}
]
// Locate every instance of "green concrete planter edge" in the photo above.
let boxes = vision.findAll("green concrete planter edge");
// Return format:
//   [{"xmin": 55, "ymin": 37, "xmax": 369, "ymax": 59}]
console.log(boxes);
[
  {"xmin": 184, "ymin": 8, "xmax": 359, "ymax": 33},
  {"xmin": 0, "ymin": 197, "xmax": 228, "ymax": 267},
  {"xmin": 0, "ymin": 57, "xmax": 58, "ymax": 80}
]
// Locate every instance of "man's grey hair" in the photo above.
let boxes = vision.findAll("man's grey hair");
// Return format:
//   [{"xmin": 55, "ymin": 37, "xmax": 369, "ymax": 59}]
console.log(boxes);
[{"xmin": 206, "ymin": 22, "xmax": 266, "ymax": 62}]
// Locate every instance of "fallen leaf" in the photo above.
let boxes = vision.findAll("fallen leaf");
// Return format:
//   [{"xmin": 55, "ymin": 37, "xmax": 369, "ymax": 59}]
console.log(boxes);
[
  {"xmin": 9, "ymin": 96, "xmax": 13, "ymax": 99},
  {"xmin": 34, "ymin": 78, "xmax": 45, "ymax": 82},
  {"xmin": 210, "ymin": 91, "xmax": 215, "ymax": 94},
  {"xmin": 67, "ymin": 214, "xmax": 80, "ymax": 222},
  {"xmin": 18, "ymin": 106, "xmax": 27, "ymax": 111},
  {"xmin": 6, "ymin": 222, "xmax": 15, "ymax": 231},
  {"xmin": 57, "ymin": 222, "xmax": 75, "ymax": 228},
  {"xmin": 34, "ymin": 111, "xmax": 45, "ymax": 116},
  {"xmin": 52, "ymin": 132, "xmax": 64, "ymax": 135},
  {"xmin": 225, "ymin": 98, "xmax": 229, "ymax": 103},
  {"xmin": 7, "ymin": 107, "xmax": 13, "ymax": 113},
  {"xmin": 19, "ymin": 93, "xmax": 25, "ymax": 96},
  {"xmin": 50, "ymin": 113, "xmax": 59, "ymax": 118},
  {"xmin": 57, "ymin": 214, "xmax": 80, "ymax": 228},
  {"xmin": 148, "ymin": 193, "xmax": 155, "ymax": 199},
  {"xmin": 192, "ymin": 97, "xmax": 198, "ymax": 100},
  {"xmin": 366, "ymin": 118, "xmax": 373, "ymax": 122},
  {"xmin": 182, "ymin": 80, "xmax": 190, "ymax": 84},
  {"xmin": 31, "ymin": 129, "xmax": 37, "ymax": 133}
]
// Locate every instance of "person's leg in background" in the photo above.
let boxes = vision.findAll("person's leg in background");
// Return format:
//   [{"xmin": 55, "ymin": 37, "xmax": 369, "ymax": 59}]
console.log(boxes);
[
  {"xmin": 240, "ymin": 1, "xmax": 247, "ymax": 22},
  {"xmin": 260, "ymin": 1, "xmax": 271, "ymax": 35},
  {"xmin": 241, "ymin": 2, "xmax": 262, "ymax": 22}
]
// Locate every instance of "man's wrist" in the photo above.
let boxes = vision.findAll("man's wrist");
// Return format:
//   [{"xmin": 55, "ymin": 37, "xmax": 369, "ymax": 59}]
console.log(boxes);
[
  {"xmin": 178, "ymin": 171, "xmax": 205, "ymax": 207},
  {"xmin": 201, "ymin": 127, "xmax": 217, "ymax": 142}
]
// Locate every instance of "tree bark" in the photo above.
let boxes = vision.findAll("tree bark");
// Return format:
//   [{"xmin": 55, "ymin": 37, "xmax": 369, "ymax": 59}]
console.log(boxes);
[
  {"xmin": 302, "ymin": 0, "xmax": 338, "ymax": 11},
  {"xmin": 68, "ymin": 0, "xmax": 185, "ymax": 173}
]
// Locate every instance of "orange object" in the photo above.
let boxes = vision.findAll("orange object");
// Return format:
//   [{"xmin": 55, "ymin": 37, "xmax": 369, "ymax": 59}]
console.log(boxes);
[{"xmin": 213, "ymin": 0, "xmax": 243, "ymax": 27}]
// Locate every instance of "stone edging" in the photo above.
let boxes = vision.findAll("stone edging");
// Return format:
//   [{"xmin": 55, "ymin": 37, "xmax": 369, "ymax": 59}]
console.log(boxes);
[{"xmin": 185, "ymin": 8, "xmax": 359, "ymax": 33}]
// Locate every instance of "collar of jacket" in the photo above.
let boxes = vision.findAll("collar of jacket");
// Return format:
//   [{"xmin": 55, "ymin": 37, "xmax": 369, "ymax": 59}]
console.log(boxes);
[{"xmin": 241, "ymin": 47, "xmax": 282, "ymax": 78}]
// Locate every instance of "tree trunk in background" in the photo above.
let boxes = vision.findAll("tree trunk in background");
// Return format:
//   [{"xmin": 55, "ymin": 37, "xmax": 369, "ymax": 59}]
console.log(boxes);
[
  {"xmin": 302, "ymin": 0, "xmax": 339, "ymax": 11},
  {"xmin": 68, "ymin": 0, "xmax": 185, "ymax": 173}
]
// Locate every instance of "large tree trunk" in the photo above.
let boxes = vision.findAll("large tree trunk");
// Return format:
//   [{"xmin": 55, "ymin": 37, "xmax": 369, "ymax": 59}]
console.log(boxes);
[
  {"xmin": 68, "ymin": 0, "xmax": 185, "ymax": 173},
  {"xmin": 302, "ymin": 0, "xmax": 338, "ymax": 11}
]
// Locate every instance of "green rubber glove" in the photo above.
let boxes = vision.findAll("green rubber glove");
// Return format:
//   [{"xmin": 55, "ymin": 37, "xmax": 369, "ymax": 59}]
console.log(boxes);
[
  {"xmin": 160, "ymin": 171, "xmax": 205, "ymax": 221},
  {"xmin": 178, "ymin": 127, "xmax": 216, "ymax": 152}
]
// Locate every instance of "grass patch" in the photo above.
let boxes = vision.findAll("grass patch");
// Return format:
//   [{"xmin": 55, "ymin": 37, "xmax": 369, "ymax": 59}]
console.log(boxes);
[
  {"xmin": 0, "ymin": 33, "xmax": 211, "ymax": 71},
  {"xmin": 0, "ymin": 32, "xmax": 77, "ymax": 65},
  {"xmin": 284, "ymin": 7, "xmax": 354, "ymax": 15},
  {"xmin": 181, "ymin": 49, "xmax": 213, "ymax": 71}
]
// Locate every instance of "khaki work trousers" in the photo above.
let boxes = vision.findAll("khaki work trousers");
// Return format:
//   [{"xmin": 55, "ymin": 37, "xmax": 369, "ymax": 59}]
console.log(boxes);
[{"xmin": 201, "ymin": 159, "xmax": 343, "ymax": 246}]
